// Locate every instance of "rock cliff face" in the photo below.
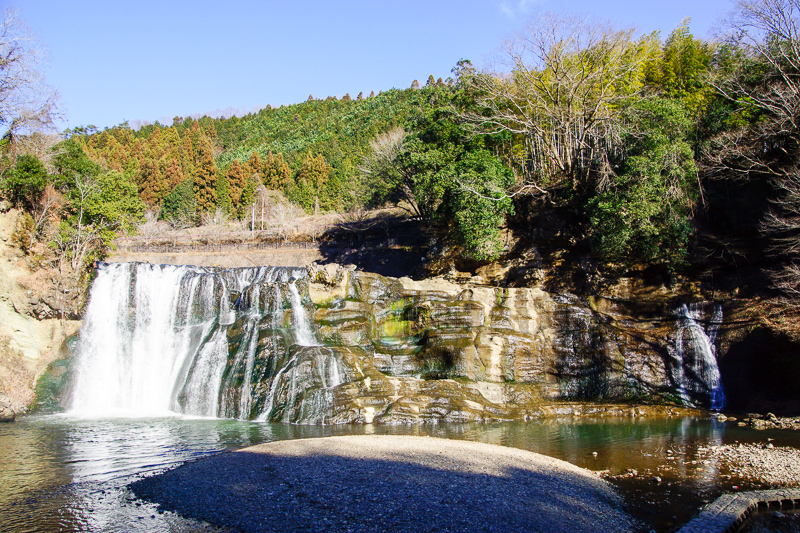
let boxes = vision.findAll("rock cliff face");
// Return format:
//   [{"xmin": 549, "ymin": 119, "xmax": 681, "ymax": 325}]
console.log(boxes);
[
  {"xmin": 44, "ymin": 258, "xmax": 796, "ymax": 422},
  {"xmin": 55, "ymin": 262, "xmax": 711, "ymax": 424},
  {"xmin": 303, "ymin": 263, "xmax": 727, "ymax": 423},
  {"xmin": 0, "ymin": 210, "xmax": 81, "ymax": 417}
]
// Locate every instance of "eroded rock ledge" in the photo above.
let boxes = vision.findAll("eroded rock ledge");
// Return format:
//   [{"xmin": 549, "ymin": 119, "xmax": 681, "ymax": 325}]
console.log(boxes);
[{"xmin": 298, "ymin": 262, "xmax": 723, "ymax": 423}]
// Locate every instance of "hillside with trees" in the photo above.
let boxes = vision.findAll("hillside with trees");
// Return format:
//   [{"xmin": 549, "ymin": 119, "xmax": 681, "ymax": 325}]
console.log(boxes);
[{"xmin": 3, "ymin": 1, "xmax": 800, "ymax": 331}]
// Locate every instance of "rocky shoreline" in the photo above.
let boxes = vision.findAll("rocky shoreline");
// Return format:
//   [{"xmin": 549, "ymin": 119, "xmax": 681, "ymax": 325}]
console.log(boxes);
[
  {"xmin": 598, "ymin": 428, "xmax": 800, "ymax": 531},
  {"xmin": 603, "ymin": 437, "xmax": 800, "ymax": 488},
  {"xmin": 0, "ymin": 395, "xmax": 14, "ymax": 422},
  {"xmin": 700, "ymin": 443, "xmax": 800, "ymax": 485},
  {"xmin": 722, "ymin": 412, "xmax": 800, "ymax": 431}
]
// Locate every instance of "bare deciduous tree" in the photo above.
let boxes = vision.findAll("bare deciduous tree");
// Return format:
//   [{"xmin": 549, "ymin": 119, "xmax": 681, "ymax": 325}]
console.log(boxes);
[
  {"xmin": 0, "ymin": 7, "xmax": 60, "ymax": 139},
  {"xmin": 5, "ymin": 131, "xmax": 60, "ymax": 166},
  {"xmin": 458, "ymin": 12, "xmax": 658, "ymax": 192},
  {"xmin": 357, "ymin": 127, "xmax": 428, "ymax": 216},
  {"xmin": 704, "ymin": 0, "xmax": 800, "ymax": 180},
  {"xmin": 49, "ymin": 175, "xmax": 113, "ymax": 276},
  {"xmin": 762, "ymin": 170, "xmax": 800, "ymax": 295},
  {"xmin": 32, "ymin": 183, "xmax": 61, "ymax": 232},
  {"xmin": 137, "ymin": 208, "xmax": 168, "ymax": 245},
  {"xmin": 359, "ymin": 127, "xmax": 407, "ymax": 176},
  {"xmin": 707, "ymin": 1, "xmax": 800, "ymax": 298}
]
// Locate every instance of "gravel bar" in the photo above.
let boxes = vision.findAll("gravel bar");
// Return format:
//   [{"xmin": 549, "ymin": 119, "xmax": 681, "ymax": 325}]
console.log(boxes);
[
  {"xmin": 705, "ymin": 443, "xmax": 800, "ymax": 485},
  {"xmin": 131, "ymin": 435, "xmax": 637, "ymax": 533}
]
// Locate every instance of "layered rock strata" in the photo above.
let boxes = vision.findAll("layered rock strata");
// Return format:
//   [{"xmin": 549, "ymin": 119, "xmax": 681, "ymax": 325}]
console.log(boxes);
[{"xmin": 301, "ymin": 263, "xmax": 719, "ymax": 423}]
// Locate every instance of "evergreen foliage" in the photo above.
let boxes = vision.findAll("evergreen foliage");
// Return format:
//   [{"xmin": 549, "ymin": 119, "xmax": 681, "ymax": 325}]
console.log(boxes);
[
  {"xmin": 262, "ymin": 151, "xmax": 291, "ymax": 190},
  {"xmin": 361, "ymin": 89, "xmax": 515, "ymax": 260},
  {"xmin": 589, "ymin": 97, "xmax": 698, "ymax": 266},
  {"xmin": 225, "ymin": 159, "xmax": 247, "ymax": 217},
  {"xmin": 161, "ymin": 177, "xmax": 196, "ymax": 224},
  {"xmin": 193, "ymin": 139, "xmax": 217, "ymax": 213},
  {"xmin": 11, "ymin": 5, "xmax": 800, "ymax": 283},
  {"xmin": 4, "ymin": 154, "xmax": 48, "ymax": 211}
]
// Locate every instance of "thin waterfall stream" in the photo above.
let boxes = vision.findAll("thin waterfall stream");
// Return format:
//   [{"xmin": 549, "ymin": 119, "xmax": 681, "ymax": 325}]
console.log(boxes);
[{"xmin": 673, "ymin": 303, "xmax": 726, "ymax": 411}]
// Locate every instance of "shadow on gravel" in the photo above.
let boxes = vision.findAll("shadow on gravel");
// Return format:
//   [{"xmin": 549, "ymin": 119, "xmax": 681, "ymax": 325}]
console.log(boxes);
[{"xmin": 130, "ymin": 448, "xmax": 634, "ymax": 533}]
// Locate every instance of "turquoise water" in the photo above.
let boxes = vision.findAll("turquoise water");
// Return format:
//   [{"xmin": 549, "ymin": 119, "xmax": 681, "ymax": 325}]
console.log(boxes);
[{"xmin": 2, "ymin": 415, "xmax": 799, "ymax": 532}]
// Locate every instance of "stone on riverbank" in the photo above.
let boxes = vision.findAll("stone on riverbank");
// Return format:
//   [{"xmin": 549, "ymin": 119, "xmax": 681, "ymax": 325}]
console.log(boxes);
[
  {"xmin": 740, "ymin": 413, "xmax": 800, "ymax": 431},
  {"xmin": 703, "ymin": 443, "xmax": 800, "ymax": 485},
  {"xmin": 0, "ymin": 395, "xmax": 14, "ymax": 422}
]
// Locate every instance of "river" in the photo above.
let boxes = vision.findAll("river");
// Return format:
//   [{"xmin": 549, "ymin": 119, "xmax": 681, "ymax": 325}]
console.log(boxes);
[{"xmin": 3, "ymin": 415, "xmax": 800, "ymax": 532}]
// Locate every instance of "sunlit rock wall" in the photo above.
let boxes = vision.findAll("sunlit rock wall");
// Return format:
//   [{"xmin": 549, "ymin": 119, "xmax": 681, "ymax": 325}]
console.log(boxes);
[
  {"xmin": 49, "ymin": 261, "xmax": 724, "ymax": 424},
  {"xmin": 306, "ymin": 263, "xmax": 724, "ymax": 422}
]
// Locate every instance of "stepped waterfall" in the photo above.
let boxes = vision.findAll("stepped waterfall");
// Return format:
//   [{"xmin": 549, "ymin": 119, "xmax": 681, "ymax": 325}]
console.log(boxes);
[
  {"xmin": 68, "ymin": 262, "xmax": 343, "ymax": 422},
  {"xmin": 66, "ymin": 262, "xmax": 729, "ymax": 423}
]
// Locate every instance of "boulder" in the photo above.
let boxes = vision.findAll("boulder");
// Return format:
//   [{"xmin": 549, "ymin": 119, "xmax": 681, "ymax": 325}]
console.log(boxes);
[{"xmin": 0, "ymin": 396, "xmax": 15, "ymax": 422}]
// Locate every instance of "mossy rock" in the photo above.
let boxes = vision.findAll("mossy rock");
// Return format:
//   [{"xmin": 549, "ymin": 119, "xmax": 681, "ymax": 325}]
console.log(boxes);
[{"xmin": 31, "ymin": 358, "xmax": 72, "ymax": 413}]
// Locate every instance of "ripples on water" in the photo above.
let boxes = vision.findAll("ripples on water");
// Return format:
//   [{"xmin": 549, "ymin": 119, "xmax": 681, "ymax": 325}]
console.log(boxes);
[{"xmin": 3, "ymin": 415, "xmax": 800, "ymax": 532}]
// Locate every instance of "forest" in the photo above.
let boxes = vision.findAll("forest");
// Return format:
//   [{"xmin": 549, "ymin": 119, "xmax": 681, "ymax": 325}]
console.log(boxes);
[{"xmin": 2, "ymin": 1, "xmax": 800, "ymax": 306}]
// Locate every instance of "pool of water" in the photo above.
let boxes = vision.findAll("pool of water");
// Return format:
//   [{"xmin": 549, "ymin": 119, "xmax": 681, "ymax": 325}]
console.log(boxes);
[{"xmin": 2, "ymin": 414, "xmax": 799, "ymax": 532}]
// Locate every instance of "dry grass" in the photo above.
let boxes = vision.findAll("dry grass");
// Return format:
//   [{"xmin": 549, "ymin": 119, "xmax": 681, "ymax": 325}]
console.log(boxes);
[{"xmin": 120, "ymin": 198, "xmax": 407, "ymax": 249}]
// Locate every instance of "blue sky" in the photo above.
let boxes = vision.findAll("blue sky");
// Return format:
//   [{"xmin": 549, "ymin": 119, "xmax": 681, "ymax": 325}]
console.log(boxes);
[{"xmin": 19, "ymin": 0, "xmax": 735, "ymax": 131}]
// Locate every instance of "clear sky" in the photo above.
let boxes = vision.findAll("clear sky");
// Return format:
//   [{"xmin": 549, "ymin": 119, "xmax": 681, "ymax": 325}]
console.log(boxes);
[{"xmin": 19, "ymin": 0, "xmax": 736, "ymax": 131}]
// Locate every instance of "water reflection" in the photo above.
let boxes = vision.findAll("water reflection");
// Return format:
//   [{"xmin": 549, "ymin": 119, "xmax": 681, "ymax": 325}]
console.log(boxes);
[
  {"xmin": 2, "ymin": 415, "xmax": 799, "ymax": 532},
  {"xmin": 1, "ymin": 416, "xmax": 278, "ymax": 533}
]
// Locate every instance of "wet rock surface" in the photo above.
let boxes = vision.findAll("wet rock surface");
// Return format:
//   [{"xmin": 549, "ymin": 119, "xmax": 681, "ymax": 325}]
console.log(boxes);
[
  {"xmin": 305, "ymin": 263, "xmax": 731, "ymax": 419},
  {"xmin": 132, "ymin": 435, "xmax": 637, "ymax": 533},
  {"xmin": 50, "ymin": 260, "xmax": 794, "ymax": 423},
  {"xmin": 737, "ymin": 413, "xmax": 800, "ymax": 431}
]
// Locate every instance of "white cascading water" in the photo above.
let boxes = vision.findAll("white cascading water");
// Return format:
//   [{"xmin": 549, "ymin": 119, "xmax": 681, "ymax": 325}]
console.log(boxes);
[
  {"xmin": 68, "ymin": 262, "xmax": 329, "ymax": 420},
  {"xmin": 288, "ymin": 279, "xmax": 318, "ymax": 346},
  {"xmin": 252, "ymin": 280, "xmax": 346, "ymax": 423},
  {"xmin": 218, "ymin": 267, "xmax": 287, "ymax": 419},
  {"xmin": 69, "ymin": 263, "xmax": 212, "ymax": 416},
  {"xmin": 673, "ymin": 303, "xmax": 726, "ymax": 411}
]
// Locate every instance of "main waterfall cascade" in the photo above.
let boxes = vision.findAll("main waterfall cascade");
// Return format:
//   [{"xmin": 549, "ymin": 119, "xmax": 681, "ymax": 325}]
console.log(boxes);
[
  {"xmin": 69, "ymin": 262, "xmax": 344, "ymax": 422},
  {"xmin": 67, "ymin": 262, "xmax": 730, "ymax": 423}
]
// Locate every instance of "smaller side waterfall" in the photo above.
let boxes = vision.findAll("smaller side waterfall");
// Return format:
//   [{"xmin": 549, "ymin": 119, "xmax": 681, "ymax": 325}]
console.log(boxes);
[{"xmin": 673, "ymin": 303, "xmax": 725, "ymax": 410}]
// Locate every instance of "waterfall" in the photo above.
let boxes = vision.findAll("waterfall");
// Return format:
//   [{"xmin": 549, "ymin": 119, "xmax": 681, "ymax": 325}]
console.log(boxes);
[
  {"xmin": 288, "ymin": 279, "xmax": 318, "ymax": 346},
  {"xmin": 68, "ymin": 262, "xmax": 337, "ymax": 421},
  {"xmin": 673, "ymin": 303, "xmax": 726, "ymax": 411}
]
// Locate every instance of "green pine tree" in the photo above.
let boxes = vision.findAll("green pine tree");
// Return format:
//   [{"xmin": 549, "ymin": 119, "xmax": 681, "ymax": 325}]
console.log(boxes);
[
  {"xmin": 193, "ymin": 140, "xmax": 218, "ymax": 213},
  {"xmin": 226, "ymin": 159, "xmax": 247, "ymax": 217}
]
